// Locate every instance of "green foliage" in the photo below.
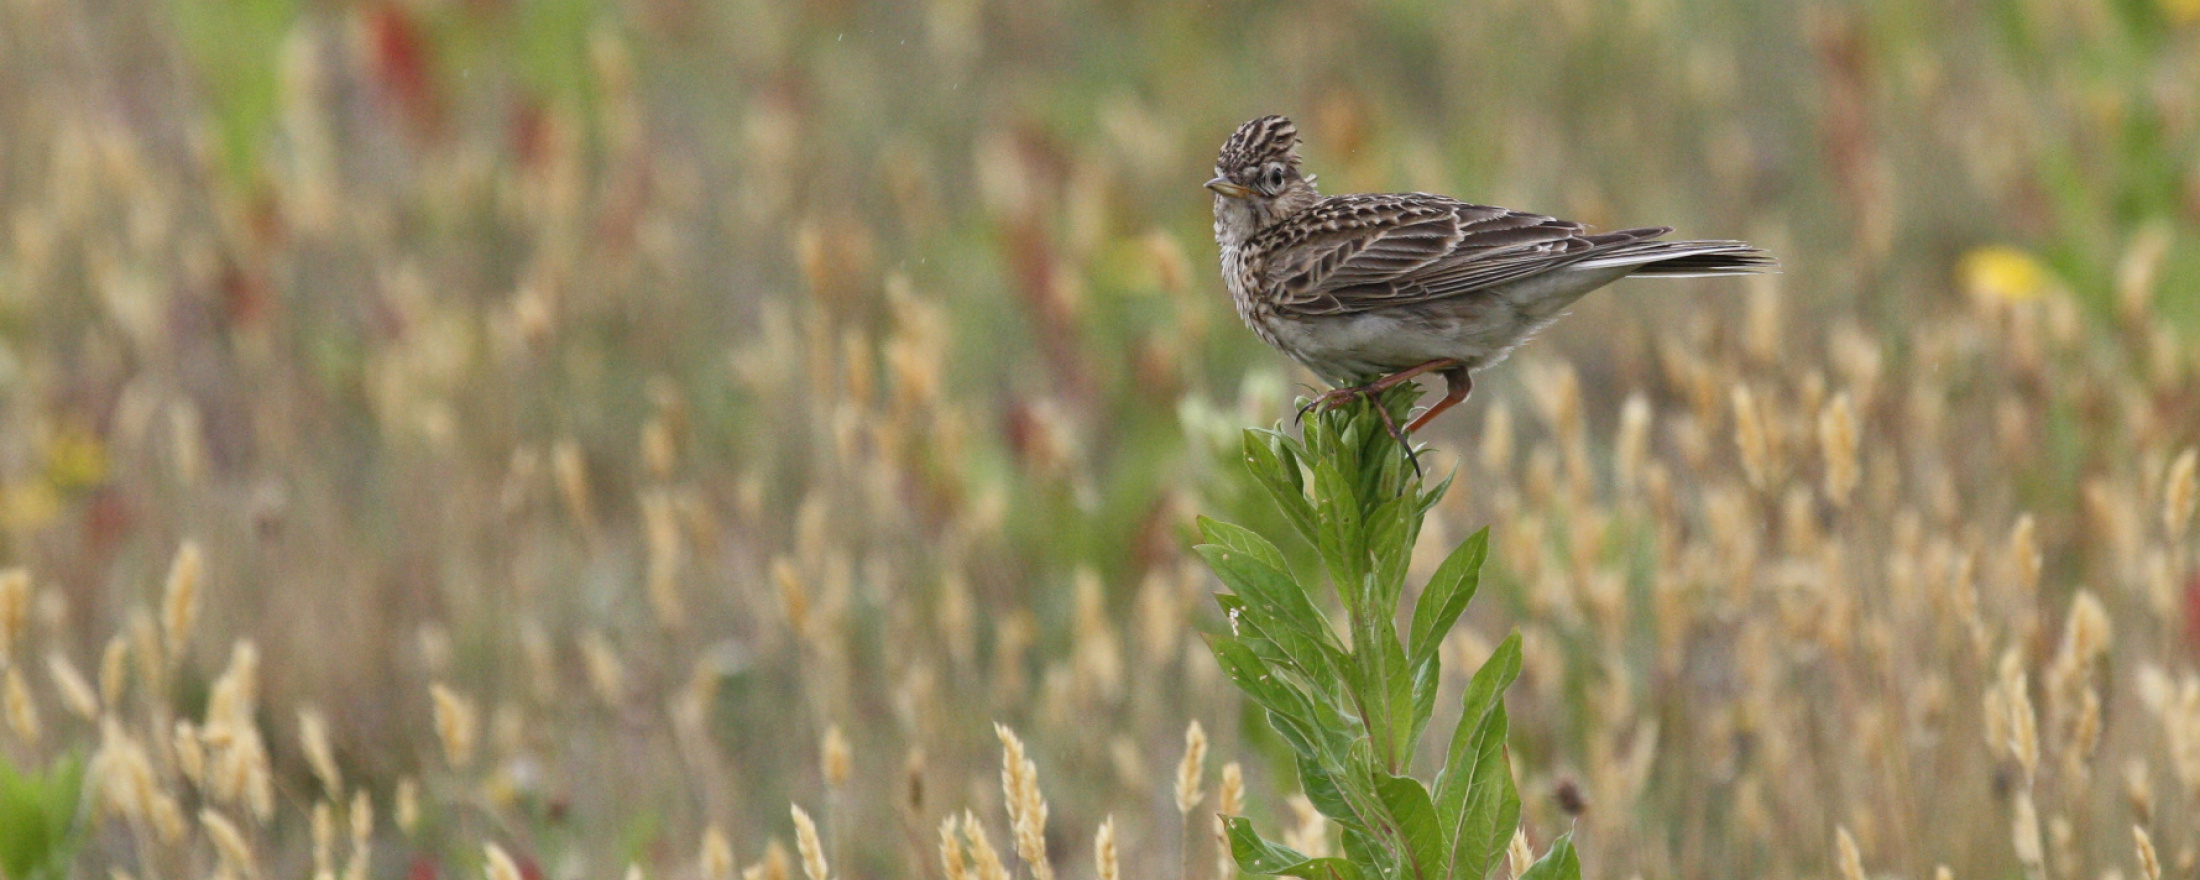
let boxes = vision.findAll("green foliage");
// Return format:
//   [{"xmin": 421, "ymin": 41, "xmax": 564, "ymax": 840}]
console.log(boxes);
[
  {"xmin": 1197, "ymin": 387, "xmax": 1575, "ymax": 880},
  {"xmin": 0, "ymin": 752, "xmax": 84, "ymax": 880}
]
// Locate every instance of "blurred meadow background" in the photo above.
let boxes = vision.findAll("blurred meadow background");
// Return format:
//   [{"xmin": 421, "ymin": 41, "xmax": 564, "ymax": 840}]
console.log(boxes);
[{"xmin": 2, "ymin": 0, "xmax": 2200, "ymax": 879}]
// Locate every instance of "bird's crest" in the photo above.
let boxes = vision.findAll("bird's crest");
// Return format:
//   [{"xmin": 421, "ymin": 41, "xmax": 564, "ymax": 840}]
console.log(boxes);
[{"xmin": 1217, "ymin": 115, "xmax": 1301, "ymax": 173}]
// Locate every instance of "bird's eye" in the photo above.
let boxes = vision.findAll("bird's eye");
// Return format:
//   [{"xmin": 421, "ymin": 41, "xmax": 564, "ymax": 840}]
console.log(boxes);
[{"xmin": 1264, "ymin": 165, "xmax": 1287, "ymax": 191}]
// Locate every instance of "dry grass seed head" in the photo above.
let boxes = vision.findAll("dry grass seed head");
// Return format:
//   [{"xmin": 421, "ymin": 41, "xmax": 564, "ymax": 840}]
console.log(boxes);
[
  {"xmin": 822, "ymin": 724, "xmax": 851, "ymax": 788},
  {"xmin": 2166, "ymin": 448, "xmax": 2197, "ymax": 535},
  {"xmin": 89, "ymin": 717, "xmax": 155, "ymax": 821},
  {"xmin": 774, "ymin": 558, "xmax": 810, "ymax": 639},
  {"xmin": 2007, "ymin": 668, "xmax": 2040, "ymax": 782},
  {"xmin": 744, "ymin": 839, "xmax": 792, "ymax": 880},
  {"xmin": 204, "ymin": 808, "xmax": 262, "ymax": 880},
  {"xmin": 1506, "ymin": 828, "xmax": 1532, "ymax": 879},
  {"xmin": 961, "ymin": 811, "xmax": 1009, "ymax": 880},
  {"xmin": 2124, "ymin": 759, "xmax": 2155, "ymax": 825},
  {"xmin": 1615, "ymin": 392, "xmax": 1652, "ymax": 492},
  {"xmin": 161, "ymin": 541, "xmax": 203, "ymax": 661},
  {"xmin": 1732, "ymin": 384, "xmax": 1771, "ymax": 489},
  {"xmin": 2135, "ymin": 825, "xmax": 2161, "ymax": 880},
  {"xmin": 579, "ymin": 631, "xmax": 625, "ymax": 707},
  {"xmin": 1215, "ymin": 762, "xmax": 1245, "ymax": 880},
  {"xmin": 483, "ymin": 843, "xmax": 523, "ymax": 880},
  {"xmin": 299, "ymin": 708, "xmax": 342, "ymax": 794},
  {"xmin": 1819, "ymin": 392, "xmax": 1860, "ymax": 506},
  {"xmin": 995, "ymin": 723, "xmax": 1053, "ymax": 880},
  {"xmin": 2011, "ymin": 791, "xmax": 2044, "ymax": 870},
  {"xmin": 0, "ymin": 568, "xmax": 30, "ymax": 660},
  {"xmin": 702, "ymin": 825, "xmax": 736, "ymax": 880},
  {"xmin": 642, "ymin": 489, "xmax": 687, "ymax": 628},
  {"xmin": 552, "ymin": 439, "xmax": 595, "ymax": 533},
  {"xmin": 2062, "ymin": 591, "xmax": 2111, "ymax": 666},
  {"xmin": 345, "ymin": 791, "xmax": 373, "ymax": 880},
  {"xmin": 940, "ymin": 816, "xmax": 969, "ymax": 880},
  {"xmin": 2008, "ymin": 515, "xmax": 2041, "ymax": 595},
  {"xmin": 1835, "ymin": 826, "xmax": 1866, "ymax": 880},
  {"xmin": 395, "ymin": 778, "xmax": 420, "ymax": 835},
  {"xmin": 430, "ymin": 684, "xmax": 479, "ymax": 768},
  {"xmin": 791, "ymin": 803, "xmax": 830, "ymax": 880},
  {"xmin": 1176, "ymin": 720, "xmax": 1207, "ymax": 813},
  {"xmin": 41, "ymin": 652, "xmax": 95, "ymax": 722},
  {"xmin": 99, "ymin": 634, "xmax": 129, "ymax": 708},
  {"xmin": 4, "ymin": 666, "xmax": 40, "ymax": 743},
  {"xmin": 1095, "ymin": 817, "xmax": 1119, "ymax": 880}
]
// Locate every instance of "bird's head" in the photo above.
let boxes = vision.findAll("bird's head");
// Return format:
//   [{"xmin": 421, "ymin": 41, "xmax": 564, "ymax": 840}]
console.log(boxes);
[{"xmin": 1209, "ymin": 115, "xmax": 1320, "ymax": 243}]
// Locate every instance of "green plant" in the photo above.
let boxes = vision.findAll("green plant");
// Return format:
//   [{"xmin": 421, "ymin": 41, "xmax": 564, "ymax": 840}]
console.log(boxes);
[
  {"xmin": 0, "ymin": 752, "xmax": 84, "ymax": 880},
  {"xmin": 1196, "ymin": 387, "xmax": 1574, "ymax": 880}
]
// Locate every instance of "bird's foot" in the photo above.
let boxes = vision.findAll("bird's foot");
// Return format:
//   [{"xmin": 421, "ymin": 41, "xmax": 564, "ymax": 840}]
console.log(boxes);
[
  {"xmin": 1293, "ymin": 383, "xmax": 1379, "ymax": 424},
  {"xmin": 1292, "ymin": 382, "xmax": 1424, "ymax": 480}
]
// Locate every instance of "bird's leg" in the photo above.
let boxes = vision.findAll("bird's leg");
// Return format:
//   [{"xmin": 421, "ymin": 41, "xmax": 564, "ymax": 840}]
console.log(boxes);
[
  {"xmin": 1294, "ymin": 358, "xmax": 1464, "ymax": 423},
  {"xmin": 1403, "ymin": 367, "xmax": 1473, "ymax": 434}
]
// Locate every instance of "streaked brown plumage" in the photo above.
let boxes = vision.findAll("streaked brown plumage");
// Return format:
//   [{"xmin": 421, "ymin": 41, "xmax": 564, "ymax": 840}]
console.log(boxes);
[{"xmin": 1209, "ymin": 115, "xmax": 1773, "ymax": 436}]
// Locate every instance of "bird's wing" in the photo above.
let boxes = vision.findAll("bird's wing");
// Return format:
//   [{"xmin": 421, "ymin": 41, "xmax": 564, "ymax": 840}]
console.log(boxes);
[{"xmin": 1259, "ymin": 193, "xmax": 1665, "ymax": 317}]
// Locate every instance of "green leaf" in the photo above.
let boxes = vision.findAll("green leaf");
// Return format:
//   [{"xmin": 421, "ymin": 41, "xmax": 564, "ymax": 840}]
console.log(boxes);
[
  {"xmin": 1198, "ymin": 546, "xmax": 1340, "ymax": 653},
  {"xmin": 1225, "ymin": 817, "xmax": 1368, "ymax": 880},
  {"xmin": 1406, "ymin": 528, "xmax": 1490, "ymax": 664},
  {"xmin": 0, "ymin": 753, "xmax": 83, "ymax": 880},
  {"xmin": 1341, "ymin": 827, "xmax": 1398, "ymax": 880},
  {"xmin": 1515, "ymin": 833, "xmax": 1579, "ymax": 880},
  {"xmin": 1407, "ymin": 654, "xmax": 1441, "ymax": 751},
  {"xmin": 1311, "ymin": 458, "xmax": 1367, "ymax": 599},
  {"xmin": 1203, "ymin": 554, "xmax": 1347, "ymax": 695},
  {"xmin": 1436, "ymin": 632, "xmax": 1522, "ymax": 810},
  {"xmin": 1297, "ymin": 753, "xmax": 1361, "ymax": 829},
  {"xmin": 1369, "ymin": 617, "xmax": 1417, "ymax": 769},
  {"xmin": 1435, "ymin": 633, "xmax": 1522, "ymax": 880},
  {"xmin": 1373, "ymin": 775, "xmax": 1446, "ymax": 880},
  {"xmin": 1206, "ymin": 634, "xmax": 1318, "ymax": 728},
  {"xmin": 1438, "ymin": 703, "xmax": 1516, "ymax": 880},
  {"xmin": 1198, "ymin": 516, "xmax": 1293, "ymax": 572},
  {"xmin": 1364, "ymin": 492, "xmax": 1417, "ymax": 609},
  {"xmin": 1244, "ymin": 431, "xmax": 1318, "ymax": 544}
]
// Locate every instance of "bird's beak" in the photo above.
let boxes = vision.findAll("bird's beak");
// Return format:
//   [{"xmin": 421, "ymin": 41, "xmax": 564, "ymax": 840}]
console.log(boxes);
[{"xmin": 1205, "ymin": 176, "xmax": 1252, "ymax": 198}]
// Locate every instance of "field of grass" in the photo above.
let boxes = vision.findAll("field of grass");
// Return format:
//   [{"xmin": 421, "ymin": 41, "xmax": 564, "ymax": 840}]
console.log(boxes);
[{"xmin": 1, "ymin": 0, "xmax": 2198, "ymax": 879}]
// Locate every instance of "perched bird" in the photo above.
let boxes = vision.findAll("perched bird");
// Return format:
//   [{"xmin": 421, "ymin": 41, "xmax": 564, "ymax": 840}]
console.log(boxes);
[{"xmin": 1208, "ymin": 115, "xmax": 1772, "ymax": 440}]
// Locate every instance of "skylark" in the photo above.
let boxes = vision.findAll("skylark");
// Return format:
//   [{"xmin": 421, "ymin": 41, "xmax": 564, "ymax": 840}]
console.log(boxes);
[{"xmin": 1209, "ymin": 115, "xmax": 1772, "ymax": 440}]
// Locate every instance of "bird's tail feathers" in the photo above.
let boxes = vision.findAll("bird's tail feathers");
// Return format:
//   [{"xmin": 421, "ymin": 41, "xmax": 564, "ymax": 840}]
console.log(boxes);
[{"xmin": 1573, "ymin": 239, "xmax": 1777, "ymax": 277}]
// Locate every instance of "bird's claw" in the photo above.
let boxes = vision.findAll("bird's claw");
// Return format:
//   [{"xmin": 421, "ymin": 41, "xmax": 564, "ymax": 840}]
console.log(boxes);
[{"xmin": 1292, "ymin": 383, "xmax": 1425, "ymax": 480}]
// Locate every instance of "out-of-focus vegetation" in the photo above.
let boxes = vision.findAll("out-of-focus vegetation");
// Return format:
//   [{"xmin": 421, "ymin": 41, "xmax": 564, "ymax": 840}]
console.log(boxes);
[{"xmin": 0, "ymin": 0, "xmax": 2197, "ymax": 879}]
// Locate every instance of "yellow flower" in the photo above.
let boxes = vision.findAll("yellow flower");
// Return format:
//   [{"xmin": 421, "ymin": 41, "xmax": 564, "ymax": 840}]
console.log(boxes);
[{"xmin": 1960, "ymin": 245, "xmax": 2052, "ymax": 303}]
